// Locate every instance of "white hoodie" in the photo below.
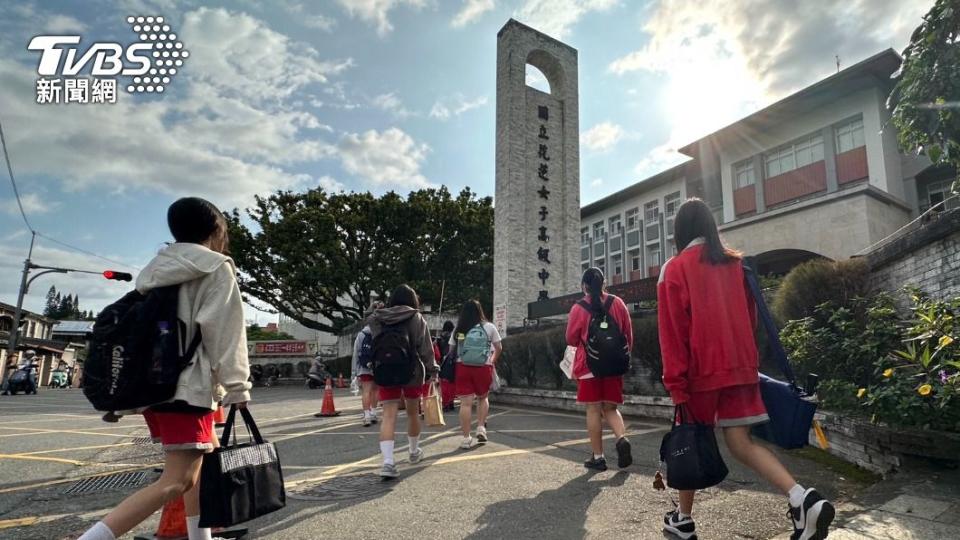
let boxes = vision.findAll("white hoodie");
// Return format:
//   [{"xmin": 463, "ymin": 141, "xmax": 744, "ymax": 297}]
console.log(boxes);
[{"xmin": 136, "ymin": 243, "xmax": 252, "ymax": 409}]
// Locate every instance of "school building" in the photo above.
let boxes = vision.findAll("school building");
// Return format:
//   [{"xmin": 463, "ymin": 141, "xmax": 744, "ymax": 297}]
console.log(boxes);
[{"xmin": 580, "ymin": 49, "xmax": 957, "ymax": 279}]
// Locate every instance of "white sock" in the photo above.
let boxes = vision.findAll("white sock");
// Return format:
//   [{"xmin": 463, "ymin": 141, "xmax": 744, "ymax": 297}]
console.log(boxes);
[
  {"xmin": 678, "ymin": 512, "xmax": 691, "ymax": 520},
  {"xmin": 78, "ymin": 521, "xmax": 116, "ymax": 540},
  {"xmin": 593, "ymin": 453, "xmax": 604, "ymax": 460},
  {"xmin": 789, "ymin": 484, "xmax": 806, "ymax": 507},
  {"xmin": 186, "ymin": 515, "xmax": 212, "ymax": 540},
  {"xmin": 409, "ymin": 434, "xmax": 420, "ymax": 453},
  {"xmin": 380, "ymin": 440, "xmax": 395, "ymax": 465}
]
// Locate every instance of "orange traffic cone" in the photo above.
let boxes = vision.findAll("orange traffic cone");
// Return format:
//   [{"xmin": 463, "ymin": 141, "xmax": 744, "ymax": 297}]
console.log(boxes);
[
  {"xmin": 336, "ymin": 373, "xmax": 346, "ymax": 388},
  {"xmin": 134, "ymin": 496, "xmax": 186, "ymax": 540},
  {"xmin": 314, "ymin": 377, "xmax": 341, "ymax": 417},
  {"xmin": 213, "ymin": 405, "xmax": 226, "ymax": 427}
]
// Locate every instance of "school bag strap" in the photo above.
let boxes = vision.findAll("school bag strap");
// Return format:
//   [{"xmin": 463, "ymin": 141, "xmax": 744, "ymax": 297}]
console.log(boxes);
[{"xmin": 742, "ymin": 260, "xmax": 798, "ymax": 388}]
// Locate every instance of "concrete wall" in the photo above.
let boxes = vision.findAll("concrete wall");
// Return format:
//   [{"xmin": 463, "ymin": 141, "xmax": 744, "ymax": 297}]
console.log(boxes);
[
  {"xmin": 720, "ymin": 187, "xmax": 910, "ymax": 260},
  {"xmin": 495, "ymin": 20, "xmax": 580, "ymax": 329}
]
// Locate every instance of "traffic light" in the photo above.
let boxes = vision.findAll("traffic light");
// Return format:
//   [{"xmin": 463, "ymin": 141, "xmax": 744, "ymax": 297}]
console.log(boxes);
[{"xmin": 103, "ymin": 270, "xmax": 133, "ymax": 282}]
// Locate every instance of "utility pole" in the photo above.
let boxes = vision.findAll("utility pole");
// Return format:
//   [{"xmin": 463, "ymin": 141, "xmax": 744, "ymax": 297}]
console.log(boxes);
[
  {"xmin": 836, "ymin": 55, "xmax": 841, "ymax": 73},
  {"xmin": 0, "ymin": 236, "xmax": 132, "ymax": 386}
]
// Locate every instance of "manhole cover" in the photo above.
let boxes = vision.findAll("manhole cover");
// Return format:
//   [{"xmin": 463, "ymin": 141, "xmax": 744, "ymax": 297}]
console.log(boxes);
[
  {"xmin": 288, "ymin": 474, "xmax": 395, "ymax": 502},
  {"xmin": 65, "ymin": 471, "xmax": 149, "ymax": 495},
  {"xmin": 131, "ymin": 437, "xmax": 153, "ymax": 445}
]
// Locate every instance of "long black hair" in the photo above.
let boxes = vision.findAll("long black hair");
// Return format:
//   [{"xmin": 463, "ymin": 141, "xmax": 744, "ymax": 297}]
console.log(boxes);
[
  {"xmin": 387, "ymin": 284, "xmax": 420, "ymax": 310},
  {"xmin": 581, "ymin": 267, "xmax": 605, "ymax": 313},
  {"xmin": 167, "ymin": 197, "xmax": 230, "ymax": 255},
  {"xmin": 455, "ymin": 300, "xmax": 487, "ymax": 336},
  {"xmin": 674, "ymin": 198, "xmax": 741, "ymax": 265}
]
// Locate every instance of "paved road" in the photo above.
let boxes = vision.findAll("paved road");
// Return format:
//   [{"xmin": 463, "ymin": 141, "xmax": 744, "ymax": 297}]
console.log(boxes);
[{"xmin": 0, "ymin": 386, "xmax": 872, "ymax": 539}]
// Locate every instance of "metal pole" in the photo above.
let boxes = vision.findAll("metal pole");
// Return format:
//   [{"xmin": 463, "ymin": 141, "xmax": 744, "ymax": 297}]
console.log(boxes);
[
  {"xmin": 2, "ymin": 232, "xmax": 35, "ymax": 385},
  {"xmin": 437, "ymin": 279, "xmax": 445, "ymax": 318}
]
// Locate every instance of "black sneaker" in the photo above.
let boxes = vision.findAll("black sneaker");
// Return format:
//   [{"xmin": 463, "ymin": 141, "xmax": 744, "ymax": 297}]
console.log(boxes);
[
  {"xmin": 583, "ymin": 456, "xmax": 607, "ymax": 471},
  {"xmin": 663, "ymin": 510, "xmax": 697, "ymax": 540},
  {"xmin": 789, "ymin": 488, "xmax": 835, "ymax": 540},
  {"xmin": 616, "ymin": 437, "xmax": 633, "ymax": 468}
]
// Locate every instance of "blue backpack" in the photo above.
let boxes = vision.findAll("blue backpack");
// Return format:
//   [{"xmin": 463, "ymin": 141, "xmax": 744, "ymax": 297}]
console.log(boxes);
[
  {"xmin": 357, "ymin": 329, "xmax": 374, "ymax": 370},
  {"xmin": 458, "ymin": 324, "xmax": 491, "ymax": 366}
]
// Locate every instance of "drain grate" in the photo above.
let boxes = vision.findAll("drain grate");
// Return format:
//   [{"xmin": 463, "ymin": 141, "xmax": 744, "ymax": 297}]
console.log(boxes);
[
  {"xmin": 131, "ymin": 436, "xmax": 153, "ymax": 445},
  {"xmin": 288, "ymin": 474, "xmax": 394, "ymax": 502},
  {"xmin": 65, "ymin": 471, "xmax": 149, "ymax": 495}
]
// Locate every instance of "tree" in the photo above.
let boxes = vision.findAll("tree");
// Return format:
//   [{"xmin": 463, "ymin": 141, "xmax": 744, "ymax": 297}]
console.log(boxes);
[
  {"xmin": 227, "ymin": 186, "xmax": 494, "ymax": 334},
  {"xmin": 889, "ymin": 0, "xmax": 960, "ymax": 195},
  {"xmin": 246, "ymin": 324, "xmax": 296, "ymax": 342},
  {"xmin": 44, "ymin": 286, "xmax": 58, "ymax": 318}
]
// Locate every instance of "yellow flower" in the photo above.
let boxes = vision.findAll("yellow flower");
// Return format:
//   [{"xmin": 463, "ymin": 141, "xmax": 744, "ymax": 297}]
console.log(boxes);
[
  {"xmin": 883, "ymin": 368, "xmax": 894, "ymax": 378},
  {"xmin": 918, "ymin": 384, "xmax": 933, "ymax": 397},
  {"xmin": 941, "ymin": 335, "xmax": 955, "ymax": 348},
  {"xmin": 857, "ymin": 388, "xmax": 866, "ymax": 399}
]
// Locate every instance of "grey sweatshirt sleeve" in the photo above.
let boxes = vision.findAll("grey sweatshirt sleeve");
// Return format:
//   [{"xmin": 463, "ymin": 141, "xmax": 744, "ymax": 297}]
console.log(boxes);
[
  {"xmin": 417, "ymin": 316, "xmax": 439, "ymax": 376},
  {"xmin": 197, "ymin": 264, "xmax": 252, "ymax": 405},
  {"xmin": 351, "ymin": 331, "xmax": 365, "ymax": 378}
]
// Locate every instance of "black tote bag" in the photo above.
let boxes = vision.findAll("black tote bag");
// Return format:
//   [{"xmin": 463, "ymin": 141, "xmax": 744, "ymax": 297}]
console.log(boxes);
[
  {"xmin": 199, "ymin": 405, "xmax": 286, "ymax": 528},
  {"xmin": 743, "ymin": 261, "xmax": 818, "ymax": 449},
  {"xmin": 659, "ymin": 406, "xmax": 728, "ymax": 490}
]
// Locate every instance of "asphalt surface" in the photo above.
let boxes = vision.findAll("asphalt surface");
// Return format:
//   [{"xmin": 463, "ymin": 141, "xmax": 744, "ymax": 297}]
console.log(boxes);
[{"xmin": 0, "ymin": 386, "xmax": 874, "ymax": 539}]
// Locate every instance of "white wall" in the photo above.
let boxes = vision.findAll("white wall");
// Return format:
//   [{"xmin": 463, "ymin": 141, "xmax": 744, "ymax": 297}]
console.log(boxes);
[{"xmin": 718, "ymin": 87, "xmax": 903, "ymax": 223}]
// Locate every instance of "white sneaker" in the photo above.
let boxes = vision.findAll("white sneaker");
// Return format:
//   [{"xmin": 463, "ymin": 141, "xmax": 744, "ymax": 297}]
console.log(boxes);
[
  {"xmin": 476, "ymin": 426, "xmax": 488, "ymax": 443},
  {"xmin": 460, "ymin": 436, "xmax": 475, "ymax": 449},
  {"xmin": 409, "ymin": 448, "xmax": 424, "ymax": 464},
  {"xmin": 362, "ymin": 412, "xmax": 371, "ymax": 427}
]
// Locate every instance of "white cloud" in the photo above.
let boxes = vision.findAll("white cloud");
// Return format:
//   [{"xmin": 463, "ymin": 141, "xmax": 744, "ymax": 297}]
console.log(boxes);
[
  {"xmin": 372, "ymin": 92, "xmax": 413, "ymax": 118},
  {"xmin": 633, "ymin": 143, "xmax": 689, "ymax": 179},
  {"xmin": 45, "ymin": 14, "xmax": 86, "ymax": 33},
  {"xmin": 514, "ymin": 0, "xmax": 617, "ymax": 39},
  {"xmin": 581, "ymin": 121, "xmax": 625, "ymax": 152},
  {"xmin": 337, "ymin": 128, "xmax": 432, "ymax": 189},
  {"xmin": 334, "ymin": 0, "xmax": 428, "ymax": 36},
  {"xmin": 429, "ymin": 94, "xmax": 488, "ymax": 120},
  {"xmin": 318, "ymin": 175, "xmax": 346, "ymax": 192},
  {"xmin": 590, "ymin": 177, "xmax": 603, "ymax": 187},
  {"xmin": 2, "ymin": 193, "xmax": 59, "ymax": 217},
  {"xmin": 452, "ymin": 0, "xmax": 495, "ymax": 28},
  {"xmin": 0, "ymin": 8, "xmax": 353, "ymax": 207}
]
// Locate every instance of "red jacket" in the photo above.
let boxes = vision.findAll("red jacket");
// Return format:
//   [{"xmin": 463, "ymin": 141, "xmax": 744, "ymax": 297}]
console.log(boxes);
[
  {"xmin": 657, "ymin": 242, "xmax": 758, "ymax": 403},
  {"xmin": 565, "ymin": 293, "xmax": 634, "ymax": 379}
]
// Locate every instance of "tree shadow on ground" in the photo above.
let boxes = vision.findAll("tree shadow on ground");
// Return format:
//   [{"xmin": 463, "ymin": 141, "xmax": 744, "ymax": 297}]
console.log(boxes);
[{"xmin": 465, "ymin": 471, "xmax": 630, "ymax": 540}]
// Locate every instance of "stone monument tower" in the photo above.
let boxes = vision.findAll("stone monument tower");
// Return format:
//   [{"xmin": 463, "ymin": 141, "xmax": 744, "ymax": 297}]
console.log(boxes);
[{"xmin": 493, "ymin": 19, "xmax": 581, "ymax": 332}]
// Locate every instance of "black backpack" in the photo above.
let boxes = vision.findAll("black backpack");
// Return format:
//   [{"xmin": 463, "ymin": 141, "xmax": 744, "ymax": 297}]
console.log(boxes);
[
  {"xmin": 371, "ymin": 323, "xmax": 416, "ymax": 387},
  {"xmin": 579, "ymin": 297, "xmax": 630, "ymax": 377},
  {"xmin": 83, "ymin": 286, "xmax": 201, "ymax": 411}
]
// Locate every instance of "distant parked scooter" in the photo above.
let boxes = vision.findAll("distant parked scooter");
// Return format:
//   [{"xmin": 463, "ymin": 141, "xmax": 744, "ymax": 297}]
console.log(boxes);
[
  {"xmin": 306, "ymin": 356, "xmax": 332, "ymax": 389},
  {"xmin": 49, "ymin": 369, "xmax": 70, "ymax": 389}
]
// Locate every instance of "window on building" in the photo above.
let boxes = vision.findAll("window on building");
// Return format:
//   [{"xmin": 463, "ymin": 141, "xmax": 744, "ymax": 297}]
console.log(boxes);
[
  {"xmin": 734, "ymin": 161, "xmax": 755, "ymax": 188},
  {"xmin": 582, "ymin": 262, "xmax": 589, "ymax": 272},
  {"xmin": 630, "ymin": 251, "xmax": 641, "ymax": 272},
  {"xmin": 765, "ymin": 133, "xmax": 824, "ymax": 177},
  {"xmin": 927, "ymin": 180, "xmax": 958, "ymax": 212},
  {"xmin": 595, "ymin": 258, "xmax": 606, "ymax": 274},
  {"xmin": 665, "ymin": 192, "xmax": 681, "ymax": 217},
  {"xmin": 593, "ymin": 221, "xmax": 605, "ymax": 239},
  {"xmin": 644, "ymin": 201, "xmax": 660, "ymax": 225},
  {"xmin": 647, "ymin": 245, "xmax": 661, "ymax": 267},
  {"xmin": 612, "ymin": 254, "xmax": 623, "ymax": 276},
  {"xmin": 608, "ymin": 215, "xmax": 622, "ymax": 236},
  {"xmin": 835, "ymin": 117, "xmax": 865, "ymax": 154},
  {"xmin": 625, "ymin": 207, "xmax": 640, "ymax": 229},
  {"xmin": 581, "ymin": 227, "xmax": 590, "ymax": 245}
]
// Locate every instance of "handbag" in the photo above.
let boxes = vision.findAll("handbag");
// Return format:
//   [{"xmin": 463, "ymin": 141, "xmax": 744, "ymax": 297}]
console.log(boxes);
[
  {"xmin": 199, "ymin": 405, "xmax": 286, "ymax": 527},
  {"xmin": 658, "ymin": 405, "xmax": 728, "ymax": 490},
  {"xmin": 424, "ymin": 381, "xmax": 445, "ymax": 427},
  {"xmin": 743, "ymin": 261, "xmax": 818, "ymax": 449}
]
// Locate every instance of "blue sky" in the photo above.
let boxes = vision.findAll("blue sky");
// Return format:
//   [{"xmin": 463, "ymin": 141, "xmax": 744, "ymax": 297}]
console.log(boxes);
[{"xmin": 0, "ymin": 0, "xmax": 931, "ymax": 320}]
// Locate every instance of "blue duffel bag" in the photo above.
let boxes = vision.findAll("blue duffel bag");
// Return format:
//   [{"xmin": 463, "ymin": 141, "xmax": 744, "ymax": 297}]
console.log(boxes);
[{"xmin": 743, "ymin": 262, "xmax": 818, "ymax": 450}]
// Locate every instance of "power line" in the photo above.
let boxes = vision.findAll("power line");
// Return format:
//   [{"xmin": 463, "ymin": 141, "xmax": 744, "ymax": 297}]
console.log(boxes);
[
  {"xmin": 35, "ymin": 232, "xmax": 140, "ymax": 271},
  {"xmin": 0, "ymin": 115, "xmax": 34, "ymax": 233}
]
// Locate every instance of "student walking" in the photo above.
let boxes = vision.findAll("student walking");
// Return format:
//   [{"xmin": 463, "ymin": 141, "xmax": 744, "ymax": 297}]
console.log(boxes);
[
  {"xmin": 657, "ymin": 198, "xmax": 833, "ymax": 540},
  {"xmin": 565, "ymin": 268, "xmax": 634, "ymax": 472},
  {"xmin": 353, "ymin": 302, "xmax": 383, "ymax": 427},
  {"xmin": 78, "ymin": 197, "xmax": 251, "ymax": 540},
  {"xmin": 368, "ymin": 285, "xmax": 438, "ymax": 479},
  {"xmin": 436, "ymin": 321, "xmax": 457, "ymax": 411},
  {"xmin": 450, "ymin": 301, "xmax": 502, "ymax": 449}
]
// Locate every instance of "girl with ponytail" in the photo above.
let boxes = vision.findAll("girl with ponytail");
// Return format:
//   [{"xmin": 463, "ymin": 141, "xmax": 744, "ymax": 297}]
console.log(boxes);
[{"xmin": 564, "ymin": 267, "xmax": 634, "ymax": 472}]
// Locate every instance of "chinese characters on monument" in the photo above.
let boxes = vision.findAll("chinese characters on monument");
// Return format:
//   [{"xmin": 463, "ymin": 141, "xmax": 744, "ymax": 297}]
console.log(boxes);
[{"xmin": 536, "ymin": 104, "xmax": 551, "ymax": 301}]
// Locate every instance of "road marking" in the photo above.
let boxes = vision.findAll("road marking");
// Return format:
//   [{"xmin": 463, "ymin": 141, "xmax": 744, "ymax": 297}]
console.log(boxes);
[
  {"xmin": 0, "ymin": 508, "xmax": 110, "ymax": 531},
  {"xmin": 0, "ymin": 453, "xmax": 87, "ymax": 465},
  {"xmin": 0, "ymin": 517, "xmax": 38, "ymax": 530},
  {"xmin": 0, "ymin": 427, "xmax": 136, "ymax": 439},
  {"xmin": 16, "ymin": 442, "xmax": 137, "ymax": 456}
]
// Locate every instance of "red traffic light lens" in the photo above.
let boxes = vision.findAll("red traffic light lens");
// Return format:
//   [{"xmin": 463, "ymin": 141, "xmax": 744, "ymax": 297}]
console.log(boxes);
[
  {"xmin": 102, "ymin": 271, "xmax": 114, "ymax": 279},
  {"xmin": 102, "ymin": 270, "xmax": 132, "ymax": 281}
]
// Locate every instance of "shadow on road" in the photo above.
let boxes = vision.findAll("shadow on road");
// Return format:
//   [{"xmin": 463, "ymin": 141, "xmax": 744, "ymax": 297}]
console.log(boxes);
[{"xmin": 466, "ymin": 470, "xmax": 630, "ymax": 540}]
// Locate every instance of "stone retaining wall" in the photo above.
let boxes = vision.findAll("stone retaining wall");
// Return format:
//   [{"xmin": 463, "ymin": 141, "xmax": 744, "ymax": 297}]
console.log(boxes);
[{"xmin": 490, "ymin": 386, "xmax": 674, "ymax": 420}]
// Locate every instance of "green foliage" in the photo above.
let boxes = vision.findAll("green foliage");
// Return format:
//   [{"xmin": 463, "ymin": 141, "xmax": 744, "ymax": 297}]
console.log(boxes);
[
  {"xmin": 817, "ymin": 380, "xmax": 863, "ymax": 414},
  {"xmin": 227, "ymin": 186, "xmax": 493, "ymax": 334},
  {"xmin": 43, "ymin": 287, "xmax": 87, "ymax": 320},
  {"xmin": 780, "ymin": 294, "xmax": 901, "ymax": 387},
  {"xmin": 773, "ymin": 258, "xmax": 870, "ymax": 323},
  {"xmin": 860, "ymin": 293, "xmax": 960, "ymax": 432},
  {"xmin": 246, "ymin": 324, "xmax": 295, "ymax": 342},
  {"xmin": 889, "ymin": 0, "xmax": 960, "ymax": 196}
]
